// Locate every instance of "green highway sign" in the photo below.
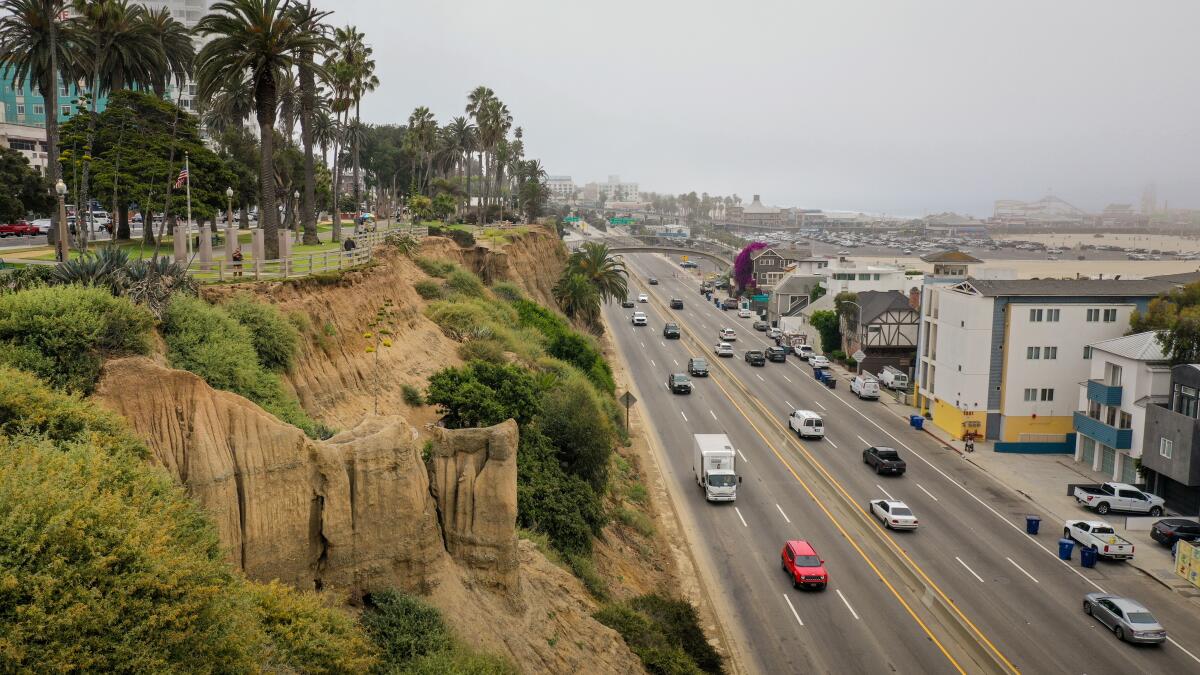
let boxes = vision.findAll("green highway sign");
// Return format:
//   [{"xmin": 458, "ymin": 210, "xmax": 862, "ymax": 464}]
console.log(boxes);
[
  {"xmin": 609, "ymin": 217, "xmax": 634, "ymax": 225},
  {"xmin": 564, "ymin": 216, "xmax": 581, "ymax": 223}
]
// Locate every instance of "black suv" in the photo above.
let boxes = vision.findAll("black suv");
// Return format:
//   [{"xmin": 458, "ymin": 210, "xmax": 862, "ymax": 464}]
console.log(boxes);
[
  {"xmin": 744, "ymin": 350, "xmax": 766, "ymax": 366},
  {"xmin": 766, "ymin": 346, "xmax": 787, "ymax": 362},
  {"xmin": 649, "ymin": 277, "xmax": 659, "ymax": 285},
  {"xmin": 668, "ymin": 373, "xmax": 692, "ymax": 394},
  {"xmin": 621, "ymin": 298, "xmax": 635, "ymax": 308},
  {"xmin": 670, "ymin": 298, "xmax": 684, "ymax": 309},
  {"xmin": 663, "ymin": 322, "xmax": 681, "ymax": 339},
  {"xmin": 688, "ymin": 357, "xmax": 709, "ymax": 377}
]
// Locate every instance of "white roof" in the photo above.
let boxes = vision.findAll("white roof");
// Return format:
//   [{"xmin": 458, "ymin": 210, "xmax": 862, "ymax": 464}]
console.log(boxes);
[{"xmin": 1090, "ymin": 331, "xmax": 1168, "ymax": 362}]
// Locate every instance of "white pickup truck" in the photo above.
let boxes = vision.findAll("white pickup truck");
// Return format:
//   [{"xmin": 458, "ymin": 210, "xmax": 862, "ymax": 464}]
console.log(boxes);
[
  {"xmin": 1064, "ymin": 520, "xmax": 1136, "ymax": 560},
  {"xmin": 1073, "ymin": 482, "xmax": 1165, "ymax": 516}
]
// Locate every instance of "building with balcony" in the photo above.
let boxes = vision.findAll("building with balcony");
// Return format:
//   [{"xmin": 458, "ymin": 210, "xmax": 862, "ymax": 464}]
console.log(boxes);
[
  {"xmin": 750, "ymin": 245, "xmax": 825, "ymax": 290},
  {"xmin": 1072, "ymin": 332, "xmax": 1170, "ymax": 483},
  {"xmin": 1142, "ymin": 364, "xmax": 1200, "ymax": 513},
  {"xmin": 819, "ymin": 261, "xmax": 910, "ymax": 295},
  {"xmin": 0, "ymin": 122, "xmax": 50, "ymax": 176},
  {"xmin": 915, "ymin": 278, "xmax": 1175, "ymax": 444}
]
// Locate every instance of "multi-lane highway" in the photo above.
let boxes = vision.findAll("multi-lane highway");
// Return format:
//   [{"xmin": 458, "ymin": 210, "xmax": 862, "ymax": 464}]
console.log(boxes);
[{"xmin": 601, "ymin": 248, "xmax": 1200, "ymax": 674}]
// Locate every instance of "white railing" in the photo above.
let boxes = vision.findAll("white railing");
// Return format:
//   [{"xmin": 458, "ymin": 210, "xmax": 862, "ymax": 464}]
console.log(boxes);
[{"xmin": 189, "ymin": 227, "xmax": 413, "ymax": 284}]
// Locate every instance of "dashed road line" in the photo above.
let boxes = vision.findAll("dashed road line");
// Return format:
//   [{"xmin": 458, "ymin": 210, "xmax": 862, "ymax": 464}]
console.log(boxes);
[
  {"xmin": 876, "ymin": 484, "xmax": 895, "ymax": 500},
  {"xmin": 917, "ymin": 483, "xmax": 939, "ymax": 502},
  {"xmin": 783, "ymin": 375, "xmax": 792, "ymax": 383},
  {"xmin": 783, "ymin": 594, "xmax": 804, "ymax": 627},
  {"xmin": 785, "ymin": 401, "xmax": 794, "ymax": 409},
  {"xmin": 857, "ymin": 435, "xmax": 870, "ymax": 446},
  {"xmin": 651, "ymin": 360, "xmax": 656, "ymax": 368},
  {"xmin": 776, "ymin": 503, "xmax": 791, "ymax": 524},
  {"xmin": 836, "ymin": 589, "xmax": 860, "ymax": 620},
  {"xmin": 737, "ymin": 448, "xmax": 748, "ymax": 462},
  {"xmin": 673, "ymin": 359, "xmax": 679, "ymax": 366},
  {"xmin": 1005, "ymin": 557, "xmax": 1039, "ymax": 583},
  {"xmin": 680, "ymin": 411, "xmax": 688, "ymax": 422},
  {"xmin": 734, "ymin": 507, "xmax": 748, "ymax": 528},
  {"xmin": 825, "ymin": 438, "xmax": 838, "ymax": 448},
  {"xmin": 815, "ymin": 401, "xmax": 826, "ymax": 410},
  {"xmin": 756, "ymin": 374, "xmax": 765, "ymax": 382},
  {"xmin": 710, "ymin": 410, "xmax": 718, "ymax": 420},
  {"xmin": 956, "ymin": 557, "xmax": 985, "ymax": 583}
]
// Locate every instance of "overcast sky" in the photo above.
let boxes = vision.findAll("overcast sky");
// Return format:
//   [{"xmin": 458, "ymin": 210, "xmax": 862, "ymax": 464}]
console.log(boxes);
[{"xmin": 334, "ymin": 0, "xmax": 1200, "ymax": 218}]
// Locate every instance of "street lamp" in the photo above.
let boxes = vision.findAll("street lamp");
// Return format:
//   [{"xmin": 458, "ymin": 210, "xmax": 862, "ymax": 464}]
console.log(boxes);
[
  {"xmin": 225, "ymin": 186, "xmax": 234, "ymax": 229},
  {"xmin": 293, "ymin": 190, "xmax": 300, "ymax": 242},
  {"xmin": 55, "ymin": 179, "xmax": 68, "ymax": 262}
]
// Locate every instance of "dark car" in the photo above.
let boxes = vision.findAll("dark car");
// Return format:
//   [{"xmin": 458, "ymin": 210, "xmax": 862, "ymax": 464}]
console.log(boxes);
[
  {"xmin": 670, "ymin": 298, "xmax": 684, "ymax": 309},
  {"xmin": 688, "ymin": 357, "xmax": 709, "ymax": 377},
  {"xmin": 649, "ymin": 277, "xmax": 659, "ymax": 285},
  {"xmin": 863, "ymin": 446, "xmax": 906, "ymax": 475},
  {"xmin": 721, "ymin": 297, "xmax": 739, "ymax": 310},
  {"xmin": 766, "ymin": 346, "xmax": 787, "ymax": 362},
  {"xmin": 681, "ymin": 260, "xmax": 699, "ymax": 268},
  {"xmin": 752, "ymin": 320, "xmax": 769, "ymax": 331},
  {"xmin": 1151, "ymin": 519, "xmax": 1200, "ymax": 547},
  {"xmin": 668, "ymin": 373, "xmax": 692, "ymax": 394},
  {"xmin": 621, "ymin": 299, "xmax": 635, "ymax": 308},
  {"xmin": 663, "ymin": 322, "xmax": 681, "ymax": 339},
  {"xmin": 744, "ymin": 350, "xmax": 766, "ymax": 366}
]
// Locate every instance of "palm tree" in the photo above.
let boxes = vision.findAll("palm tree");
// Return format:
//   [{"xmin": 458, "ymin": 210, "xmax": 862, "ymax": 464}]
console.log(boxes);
[
  {"xmin": 333, "ymin": 25, "xmax": 376, "ymax": 220},
  {"xmin": 465, "ymin": 85, "xmax": 494, "ymax": 223},
  {"xmin": 324, "ymin": 54, "xmax": 354, "ymax": 241},
  {"xmin": 566, "ymin": 241, "xmax": 628, "ymax": 304},
  {"xmin": 0, "ymin": 0, "xmax": 81, "ymax": 251},
  {"xmin": 476, "ymin": 96, "xmax": 510, "ymax": 225},
  {"xmin": 444, "ymin": 115, "xmax": 475, "ymax": 216},
  {"xmin": 196, "ymin": 0, "xmax": 323, "ymax": 259},
  {"xmin": 274, "ymin": 68, "xmax": 300, "ymax": 142},
  {"xmin": 311, "ymin": 108, "xmax": 334, "ymax": 169},
  {"xmin": 142, "ymin": 5, "xmax": 193, "ymax": 99},
  {"xmin": 289, "ymin": 0, "xmax": 330, "ymax": 246},
  {"xmin": 405, "ymin": 106, "xmax": 436, "ymax": 193},
  {"xmin": 198, "ymin": 69, "xmax": 254, "ymax": 136},
  {"xmin": 553, "ymin": 272, "xmax": 601, "ymax": 325}
]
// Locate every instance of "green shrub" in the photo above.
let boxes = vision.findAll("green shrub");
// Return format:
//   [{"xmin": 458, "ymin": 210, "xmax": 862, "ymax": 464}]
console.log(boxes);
[
  {"xmin": 615, "ymin": 506, "xmax": 655, "ymax": 538},
  {"xmin": 566, "ymin": 552, "xmax": 609, "ymax": 601},
  {"xmin": 426, "ymin": 360, "xmax": 541, "ymax": 428},
  {"xmin": 413, "ymin": 280, "xmax": 443, "ymax": 300},
  {"xmin": 458, "ymin": 338, "xmax": 508, "ymax": 364},
  {"xmin": 594, "ymin": 594, "xmax": 723, "ymax": 675},
  {"xmin": 401, "ymin": 383, "xmax": 424, "ymax": 406},
  {"xmin": 223, "ymin": 293, "xmax": 300, "ymax": 371},
  {"xmin": 413, "ymin": 256, "xmax": 456, "ymax": 278},
  {"xmin": 247, "ymin": 580, "xmax": 378, "ymax": 673},
  {"xmin": 0, "ymin": 264, "xmax": 54, "ymax": 294},
  {"xmin": 517, "ymin": 426, "xmax": 604, "ymax": 556},
  {"xmin": 630, "ymin": 594, "xmax": 723, "ymax": 674},
  {"xmin": 538, "ymin": 372, "xmax": 616, "ymax": 491},
  {"xmin": 830, "ymin": 349, "xmax": 847, "ymax": 364},
  {"xmin": 0, "ymin": 286, "xmax": 153, "ymax": 392},
  {"xmin": 491, "ymin": 281, "xmax": 524, "ymax": 302},
  {"xmin": 424, "ymin": 297, "xmax": 518, "ymax": 342},
  {"xmin": 362, "ymin": 589, "xmax": 453, "ymax": 667},
  {"xmin": 402, "ymin": 647, "xmax": 519, "ymax": 674},
  {"xmin": 446, "ymin": 268, "xmax": 486, "ymax": 297},
  {"xmin": 547, "ymin": 331, "xmax": 615, "ymax": 394}
]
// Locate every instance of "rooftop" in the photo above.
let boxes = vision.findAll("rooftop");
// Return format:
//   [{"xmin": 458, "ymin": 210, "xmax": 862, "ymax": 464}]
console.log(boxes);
[
  {"xmin": 743, "ymin": 194, "xmax": 781, "ymax": 215},
  {"xmin": 1146, "ymin": 271, "xmax": 1200, "ymax": 286},
  {"xmin": 957, "ymin": 278, "xmax": 1175, "ymax": 298},
  {"xmin": 1090, "ymin": 331, "xmax": 1169, "ymax": 362},
  {"xmin": 920, "ymin": 250, "xmax": 983, "ymax": 264},
  {"xmin": 856, "ymin": 290, "xmax": 915, "ymax": 323}
]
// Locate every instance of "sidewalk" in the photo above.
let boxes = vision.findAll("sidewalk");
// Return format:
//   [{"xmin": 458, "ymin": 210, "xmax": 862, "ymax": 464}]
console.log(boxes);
[{"xmin": 821, "ymin": 360, "xmax": 1195, "ymax": 596}]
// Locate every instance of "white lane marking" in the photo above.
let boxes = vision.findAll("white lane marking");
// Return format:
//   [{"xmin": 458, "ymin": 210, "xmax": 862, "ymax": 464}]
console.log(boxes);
[
  {"xmin": 785, "ymin": 401, "xmax": 794, "ymax": 409},
  {"xmin": 673, "ymin": 359, "xmax": 679, "ymax": 366},
  {"xmin": 651, "ymin": 360, "xmax": 656, "ymax": 368},
  {"xmin": 737, "ymin": 448, "xmax": 748, "ymax": 462},
  {"xmin": 783, "ymin": 375, "xmax": 793, "ymax": 383},
  {"xmin": 776, "ymin": 503, "xmax": 791, "ymax": 524},
  {"xmin": 1167, "ymin": 638, "xmax": 1200, "ymax": 665},
  {"xmin": 815, "ymin": 401, "xmax": 826, "ymax": 410},
  {"xmin": 756, "ymin": 373, "xmax": 765, "ymax": 382},
  {"xmin": 956, "ymin": 557, "xmax": 985, "ymax": 583},
  {"xmin": 710, "ymin": 410, "xmax": 718, "ymax": 420},
  {"xmin": 1006, "ymin": 557, "xmax": 1039, "ymax": 583},
  {"xmin": 661, "ymin": 341, "xmax": 666, "ymax": 348},
  {"xmin": 680, "ymin": 411, "xmax": 688, "ymax": 422},
  {"xmin": 876, "ymin": 484, "xmax": 894, "ymax": 500},
  {"xmin": 640, "ymin": 342, "xmax": 645, "ymax": 348},
  {"xmin": 835, "ymin": 589, "xmax": 860, "ymax": 620},
  {"xmin": 916, "ymin": 483, "xmax": 939, "ymax": 502},
  {"xmin": 783, "ymin": 594, "xmax": 804, "ymax": 627},
  {"xmin": 734, "ymin": 507, "xmax": 748, "ymax": 528},
  {"xmin": 857, "ymin": 435, "xmax": 870, "ymax": 446},
  {"xmin": 825, "ymin": 438, "xmax": 838, "ymax": 448}
]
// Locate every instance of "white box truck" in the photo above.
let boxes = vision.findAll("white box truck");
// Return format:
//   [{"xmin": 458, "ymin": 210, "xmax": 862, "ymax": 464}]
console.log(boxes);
[{"xmin": 693, "ymin": 433, "xmax": 740, "ymax": 502}]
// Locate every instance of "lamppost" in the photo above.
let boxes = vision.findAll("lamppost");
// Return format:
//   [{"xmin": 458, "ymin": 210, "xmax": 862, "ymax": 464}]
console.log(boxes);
[
  {"xmin": 226, "ymin": 186, "xmax": 234, "ymax": 229},
  {"xmin": 55, "ymin": 179, "xmax": 69, "ymax": 262},
  {"xmin": 293, "ymin": 189, "xmax": 300, "ymax": 242}
]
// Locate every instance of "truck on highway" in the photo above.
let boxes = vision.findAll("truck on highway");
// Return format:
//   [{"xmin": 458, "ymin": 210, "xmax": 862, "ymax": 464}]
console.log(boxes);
[
  {"xmin": 693, "ymin": 434, "xmax": 741, "ymax": 502},
  {"xmin": 1073, "ymin": 482, "xmax": 1165, "ymax": 516},
  {"xmin": 1064, "ymin": 520, "xmax": 1135, "ymax": 560}
]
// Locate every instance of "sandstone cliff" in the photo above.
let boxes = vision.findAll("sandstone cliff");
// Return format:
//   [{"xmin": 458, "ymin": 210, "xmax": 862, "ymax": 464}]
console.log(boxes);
[{"xmin": 94, "ymin": 356, "xmax": 642, "ymax": 673}]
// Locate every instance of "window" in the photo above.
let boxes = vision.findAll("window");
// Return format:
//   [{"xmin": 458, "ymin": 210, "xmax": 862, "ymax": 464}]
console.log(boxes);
[
  {"xmin": 1103, "ymin": 309, "xmax": 1117, "ymax": 322},
  {"xmin": 1040, "ymin": 388, "xmax": 1054, "ymax": 401},
  {"xmin": 1029, "ymin": 308, "xmax": 1043, "ymax": 322},
  {"xmin": 14, "ymin": 103, "xmax": 24, "ymax": 115},
  {"xmin": 1087, "ymin": 308, "xmax": 1100, "ymax": 322},
  {"xmin": 1024, "ymin": 388, "xmax": 1037, "ymax": 402},
  {"xmin": 1026, "ymin": 346, "xmax": 1041, "ymax": 359},
  {"xmin": 1174, "ymin": 384, "xmax": 1199, "ymax": 418},
  {"xmin": 1047, "ymin": 309, "xmax": 1060, "ymax": 322},
  {"xmin": 61, "ymin": 105, "xmax": 70, "ymax": 117},
  {"xmin": 1104, "ymin": 362, "xmax": 1123, "ymax": 387},
  {"xmin": 873, "ymin": 274, "xmax": 881, "ymax": 280},
  {"xmin": 857, "ymin": 273, "xmax": 871, "ymax": 280},
  {"xmin": 1044, "ymin": 346, "xmax": 1057, "ymax": 359},
  {"xmin": 32, "ymin": 104, "xmax": 44, "ymax": 115},
  {"xmin": 1083, "ymin": 346, "xmax": 1093, "ymax": 359},
  {"xmin": 8, "ymin": 139, "xmax": 35, "ymax": 151},
  {"xmin": 1160, "ymin": 437, "xmax": 1174, "ymax": 459},
  {"xmin": 1106, "ymin": 406, "xmax": 1117, "ymax": 426},
  {"xmin": 1118, "ymin": 411, "xmax": 1132, "ymax": 429},
  {"xmin": 1088, "ymin": 400, "xmax": 1101, "ymax": 419},
  {"xmin": 59, "ymin": 82, "xmax": 69, "ymax": 96}
]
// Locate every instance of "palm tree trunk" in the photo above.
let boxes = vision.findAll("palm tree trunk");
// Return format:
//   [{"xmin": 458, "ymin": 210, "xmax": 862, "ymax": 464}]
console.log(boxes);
[
  {"xmin": 256, "ymin": 75, "xmax": 280, "ymax": 259},
  {"xmin": 299, "ymin": 49, "xmax": 318, "ymax": 245},
  {"xmin": 352, "ymin": 100, "xmax": 362, "ymax": 216},
  {"xmin": 464, "ymin": 151, "xmax": 471, "ymax": 221},
  {"xmin": 77, "ymin": 69, "xmax": 103, "ymax": 253},
  {"xmin": 331, "ymin": 111, "xmax": 343, "ymax": 242},
  {"xmin": 476, "ymin": 150, "xmax": 485, "ymax": 225},
  {"xmin": 42, "ymin": 66, "xmax": 62, "ymax": 252}
]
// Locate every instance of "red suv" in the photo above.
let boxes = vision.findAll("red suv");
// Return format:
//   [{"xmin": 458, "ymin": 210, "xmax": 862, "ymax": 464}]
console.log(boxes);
[{"xmin": 781, "ymin": 540, "xmax": 827, "ymax": 590}]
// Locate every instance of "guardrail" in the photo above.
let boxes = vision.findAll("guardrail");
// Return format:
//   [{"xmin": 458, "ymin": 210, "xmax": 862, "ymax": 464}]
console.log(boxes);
[{"xmin": 189, "ymin": 228, "xmax": 406, "ymax": 284}]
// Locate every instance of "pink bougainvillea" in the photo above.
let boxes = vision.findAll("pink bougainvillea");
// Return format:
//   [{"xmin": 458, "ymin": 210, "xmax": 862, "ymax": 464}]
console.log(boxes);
[{"xmin": 733, "ymin": 241, "xmax": 768, "ymax": 292}]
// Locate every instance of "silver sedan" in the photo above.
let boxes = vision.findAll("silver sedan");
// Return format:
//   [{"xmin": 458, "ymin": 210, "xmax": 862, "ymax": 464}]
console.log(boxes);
[
  {"xmin": 1082, "ymin": 593, "xmax": 1167, "ymax": 644},
  {"xmin": 869, "ymin": 499, "xmax": 918, "ymax": 530}
]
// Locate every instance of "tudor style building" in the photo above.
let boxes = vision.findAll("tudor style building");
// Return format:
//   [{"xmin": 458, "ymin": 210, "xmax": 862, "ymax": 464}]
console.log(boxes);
[{"xmin": 840, "ymin": 290, "xmax": 919, "ymax": 377}]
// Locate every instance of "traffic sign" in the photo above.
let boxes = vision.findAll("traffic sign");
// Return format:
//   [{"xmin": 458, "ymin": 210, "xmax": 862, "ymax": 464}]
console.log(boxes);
[
  {"xmin": 619, "ymin": 391, "xmax": 637, "ymax": 407},
  {"xmin": 564, "ymin": 216, "xmax": 581, "ymax": 223},
  {"xmin": 681, "ymin": 255, "xmax": 689, "ymax": 261},
  {"xmin": 609, "ymin": 217, "xmax": 634, "ymax": 225},
  {"xmin": 852, "ymin": 350, "xmax": 867, "ymax": 362}
]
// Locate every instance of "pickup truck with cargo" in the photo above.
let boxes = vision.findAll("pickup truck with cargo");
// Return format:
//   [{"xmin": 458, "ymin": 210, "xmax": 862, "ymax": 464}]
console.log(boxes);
[
  {"xmin": 1064, "ymin": 520, "xmax": 1136, "ymax": 560},
  {"xmin": 0, "ymin": 221, "xmax": 38, "ymax": 237},
  {"xmin": 1073, "ymin": 482, "xmax": 1164, "ymax": 516},
  {"xmin": 693, "ymin": 434, "xmax": 741, "ymax": 502}
]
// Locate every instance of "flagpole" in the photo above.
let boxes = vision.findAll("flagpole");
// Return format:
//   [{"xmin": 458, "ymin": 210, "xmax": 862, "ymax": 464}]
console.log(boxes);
[{"xmin": 184, "ymin": 152, "xmax": 192, "ymax": 257}]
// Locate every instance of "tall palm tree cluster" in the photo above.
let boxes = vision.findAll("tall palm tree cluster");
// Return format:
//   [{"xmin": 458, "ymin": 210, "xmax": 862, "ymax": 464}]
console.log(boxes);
[
  {"xmin": 554, "ymin": 241, "xmax": 628, "ymax": 330},
  {"xmin": 0, "ymin": 0, "xmax": 195, "ymax": 247}
]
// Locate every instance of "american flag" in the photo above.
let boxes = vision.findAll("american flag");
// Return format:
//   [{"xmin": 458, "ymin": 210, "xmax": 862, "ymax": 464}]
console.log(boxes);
[{"xmin": 174, "ymin": 168, "xmax": 189, "ymax": 189}]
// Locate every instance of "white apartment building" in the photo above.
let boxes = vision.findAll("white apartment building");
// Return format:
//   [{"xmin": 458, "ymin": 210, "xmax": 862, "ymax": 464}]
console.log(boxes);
[
  {"xmin": 143, "ymin": 1, "xmax": 209, "ymax": 114},
  {"xmin": 820, "ymin": 261, "xmax": 910, "ymax": 294},
  {"xmin": 0, "ymin": 121, "xmax": 49, "ymax": 175},
  {"xmin": 546, "ymin": 175, "xmax": 575, "ymax": 201},
  {"xmin": 917, "ymin": 279, "xmax": 1173, "ymax": 444},
  {"xmin": 1073, "ymin": 332, "xmax": 1170, "ymax": 483}
]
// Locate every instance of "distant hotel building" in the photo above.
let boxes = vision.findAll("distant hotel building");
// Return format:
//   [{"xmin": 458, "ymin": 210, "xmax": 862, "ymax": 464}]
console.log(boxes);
[
  {"xmin": 583, "ymin": 175, "xmax": 638, "ymax": 203},
  {"xmin": 725, "ymin": 194, "xmax": 782, "ymax": 229},
  {"xmin": 546, "ymin": 175, "xmax": 575, "ymax": 201}
]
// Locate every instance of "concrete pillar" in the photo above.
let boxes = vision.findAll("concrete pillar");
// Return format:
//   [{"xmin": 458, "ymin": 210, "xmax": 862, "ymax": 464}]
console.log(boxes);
[
  {"xmin": 173, "ymin": 224, "xmax": 187, "ymax": 265},
  {"xmin": 277, "ymin": 230, "xmax": 291, "ymax": 260},
  {"xmin": 225, "ymin": 224, "xmax": 238, "ymax": 261},
  {"xmin": 198, "ymin": 224, "xmax": 212, "ymax": 270},
  {"xmin": 251, "ymin": 228, "xmax": 265, "ymax": 262}
]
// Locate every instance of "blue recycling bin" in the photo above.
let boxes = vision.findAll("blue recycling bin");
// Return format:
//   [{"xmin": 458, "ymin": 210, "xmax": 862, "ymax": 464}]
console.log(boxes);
[
  {"xmin": 1025, "ymin": 515, "xmax": 1041, "ymax": 535},
  {"xmin": 1058, "ymin": 538, "xmax": 1075, "ymax": 560},
  {"xmin": 911, "ymin": 416, "xmax": 925, "ymax": 430},
  {"xmin": 1080, "ymin": 545, "xmax": 1098, "ymax": 568},
  {"xmin": 813, "ymin": 369, "xmax": 825, "ymax": 382}
]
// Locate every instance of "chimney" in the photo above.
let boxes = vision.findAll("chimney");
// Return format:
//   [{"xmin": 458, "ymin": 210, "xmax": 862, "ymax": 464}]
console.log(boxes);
[
  {"xmin": 753, "ymin": 194, "xmax": 761, "ymax": 203},
  {"xmin": 908, "ymin": 287, "xmax": 921, "ymax": 310}
]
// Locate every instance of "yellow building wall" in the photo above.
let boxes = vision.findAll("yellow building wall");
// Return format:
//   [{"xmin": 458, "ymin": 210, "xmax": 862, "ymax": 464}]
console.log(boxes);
[
  {"xmin": 1000, "ymin": 415, "xmax": 1074, "ymax": 442},
  {"xmin": 931, "ymin": 398, "xmax": 987, "ymax": 440}
]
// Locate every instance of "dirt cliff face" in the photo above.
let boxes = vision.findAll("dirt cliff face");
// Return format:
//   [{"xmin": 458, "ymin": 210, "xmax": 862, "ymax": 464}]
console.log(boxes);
[
  {"xmin": 419, "ymin": 227, "xmax": 566, "ymax": 307},
  {"xmin": 93, "ymin": 357, "xmax": 641, "ymax": 673}
]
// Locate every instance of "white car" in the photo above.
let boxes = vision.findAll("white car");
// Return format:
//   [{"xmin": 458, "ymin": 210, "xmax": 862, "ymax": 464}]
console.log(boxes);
[
  {"xmin": 638, "ymin": 293, "xmax": 649, "ymax": 303},
  {"xmin": 809, "ymin": 355, "xmax": 830, "ymax": 369},
  {"xmin": 870, "ymin": 500, "xmax": 918, "ymax": 530},
  {"xmin": 631, "ymin": 311, "xmax": 648, "ymax": 326},
  {"xmin": 737, "ymin": 308, "xmax": 752, "ymax": 318},
  {"xmin": 766, "ymin": 327, "xmax": 782, "ymax": 339},
  {"xmin": 713, "ymin": 342, "xmax": 734, "ymax": 357},
  {"xmin": 30, "ymin": 218, "xmax": 52, "ymax": 234},
  {"xmin": 719, "ymin": 328, "xmax": 737, "ymax": 341},
  {"xmin": 795, "ymin": 344, "xmax": 815, "ymax": 360}
]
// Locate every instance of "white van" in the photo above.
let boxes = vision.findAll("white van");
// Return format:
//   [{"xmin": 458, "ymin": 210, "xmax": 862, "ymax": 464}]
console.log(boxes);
[
  {"xmin": 788, "ymin": 410, "xmax": 825, "ymax": 439},
  {"xmin": 851, "ymin": 374, "xmax": 880, "ymax": 400},
  {"xmin": 880, "ymin": 366, "xmax": 908, "ymax": 391}
]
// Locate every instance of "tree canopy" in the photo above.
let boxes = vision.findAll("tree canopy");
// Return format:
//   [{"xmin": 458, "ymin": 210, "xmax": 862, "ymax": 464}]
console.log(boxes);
[
  {"xmin": 1130, "ymin": 281, "xmax": 1200, "ymax": 364},
  {"xmin": 0, "ymin": 146, "xmax": 52, "ymax": 221}
]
